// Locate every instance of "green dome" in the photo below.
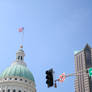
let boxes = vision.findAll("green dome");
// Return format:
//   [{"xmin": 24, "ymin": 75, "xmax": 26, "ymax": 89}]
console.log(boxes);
[{"xmin": 0, "ymin": 64, "xmax": 35, "ymax": 82}]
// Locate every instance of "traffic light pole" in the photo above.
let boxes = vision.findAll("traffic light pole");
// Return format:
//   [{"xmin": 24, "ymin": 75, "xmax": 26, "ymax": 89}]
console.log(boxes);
[
  {"xmin": 46, "ymin": 68, "xmax": 90, "ymax": 88},
  {"xmin": 65, "ymin": 69, "xmax": 88, "ymax": 77},
  {"xmin": 54, "ymin": 69, "xmax": 89, "ymax": 88}
]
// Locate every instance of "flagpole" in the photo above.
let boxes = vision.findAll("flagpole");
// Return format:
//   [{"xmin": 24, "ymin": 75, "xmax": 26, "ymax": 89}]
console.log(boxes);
[
  {"xmin": 22, "ymin": 30, "xmax": 24, "ymax": 47},
  {"xmin": 18, "ymin": 27, "xmax": 24, "ymax": 48}
]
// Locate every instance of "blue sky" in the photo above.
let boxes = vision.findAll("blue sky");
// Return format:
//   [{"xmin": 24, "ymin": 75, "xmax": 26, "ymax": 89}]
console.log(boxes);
[{"xmin": 0, "ymin": 0, "xmax": 92, "ymax": 92}]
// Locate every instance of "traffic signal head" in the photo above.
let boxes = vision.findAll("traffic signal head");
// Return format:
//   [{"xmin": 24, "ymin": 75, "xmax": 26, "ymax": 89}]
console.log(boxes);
[{"xmin": 45, "ymin": 69, "xmax": 53, "ymax": 87}]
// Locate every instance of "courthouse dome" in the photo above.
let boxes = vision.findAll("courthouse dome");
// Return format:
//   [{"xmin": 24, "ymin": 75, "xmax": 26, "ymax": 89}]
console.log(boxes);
[
  {"xmin": 0, "ymin": 63, "xmax": 35, "ymax": 82},
  {"xmin": 0, "ymin": 47, "xmax": 35, "ymax": 82},
  {"xmin": 0, "ymin": 45, "xmax": 36, "ymax": 92}
]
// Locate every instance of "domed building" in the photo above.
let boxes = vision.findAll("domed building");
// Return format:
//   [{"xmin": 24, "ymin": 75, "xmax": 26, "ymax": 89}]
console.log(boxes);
[{"xmin": 0, "ymin": 46, "xmax": 36, "ymax": 92}]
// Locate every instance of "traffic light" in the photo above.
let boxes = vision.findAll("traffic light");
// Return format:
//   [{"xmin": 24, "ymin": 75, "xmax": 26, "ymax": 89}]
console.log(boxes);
[{"xmin": 45, "ymin": 69, "xmax": 53, "ymax": 87}]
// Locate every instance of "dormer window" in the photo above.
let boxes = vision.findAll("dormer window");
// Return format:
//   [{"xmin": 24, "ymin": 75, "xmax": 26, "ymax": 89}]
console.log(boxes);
[
  {"xmin": 18, "ymin": 56, "xmax": 20, "ymax": 60},
  {"xmin": 18, "ymin": 56, "xmax": 23, "ymax": 60},
  {"xmin": 21, "ymin": 56, "xmax": 22, "ymax": 60}
]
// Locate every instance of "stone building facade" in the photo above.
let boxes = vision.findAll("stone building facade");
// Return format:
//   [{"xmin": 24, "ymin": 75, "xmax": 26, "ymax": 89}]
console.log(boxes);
[
  {"xmin": 0, "ymin": 46, "xmax": 36, "ymax": 92},
  {"xmin": 74, "ymin": 44, "xmax": 92, "ymax": 92}
]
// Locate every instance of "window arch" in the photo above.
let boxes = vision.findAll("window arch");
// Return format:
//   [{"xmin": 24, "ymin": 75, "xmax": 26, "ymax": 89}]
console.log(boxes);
[
  {"xmin": 21, "ymin": 56, "xmax": 22, "ymax": 60},
  {"xmin": 20, "ymin": 79, "xmax": 22, "ymax": 81},
  {"xmin": 18, "ymin": 56, "xmax": 20, "ymax": 60},
  {"xmin": 25, "ymin": 80, "xmax": 27, "ymax": 82},
  {"xmin": 13, "ymin": 89, "xmax": 16, "ymax": 92},
  {"xmin": 15, "ymin": 78, "xmax": 17, "ymax": 80},
  {"xmin": 8, "ymin": 89, "xmax": 10, "ymax": 92},
  {"xmin": 9, "ymin": 78, "xmax": 12, "ymax": 80},
  {"xmin": 19, "ymin": 90, "xmax": 21, "ymax": 92}
]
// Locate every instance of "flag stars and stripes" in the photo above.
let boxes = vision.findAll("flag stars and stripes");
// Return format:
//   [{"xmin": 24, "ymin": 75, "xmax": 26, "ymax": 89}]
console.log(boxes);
[{"xmin": 18, "ymin": 27, "xmax": 24, "ymax": 32}]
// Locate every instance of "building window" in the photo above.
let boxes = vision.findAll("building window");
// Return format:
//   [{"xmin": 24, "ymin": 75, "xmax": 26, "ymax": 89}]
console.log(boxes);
[
  {"xmin": 84, "ymin": 45, "xmax": 91, "ymax": 66},
  {"xmin": 21, "ymin": 56, "xmax": 22, "ymax": 60},
  {"xmin": 8, "ymin": 89, "xmax": 10, "ymax": 92},
  {"xmin": 15, "ymin": 78, "xmax": 17, "ymax": 80},
  {"xmin": 25, "ymin": 80, "xmax": 27, "ymax": 82},
  {"xmin": 85, "ymin": 50, "xmax": 91, "ymax": 65},
  {"xmin": 3, "ymin": 90, "xmax": 5, "ymax": 92},
  {"xmin": 13, "ymin": 89, "xmax": 16, "ymax": 92},
  {"xmin": 9, "ymin": 78, "xmax": 12, "ymax": 80},
  {"xmin": 20, "ymin": 79, "xmax": 22, "ymax": 81},
  {"xmin": 19, "ymin": 90, "xmax": 21, "ymax": 92},
  {"xmin": 18, "ymin": 56, "xmax": 20, "ymax": 60}
]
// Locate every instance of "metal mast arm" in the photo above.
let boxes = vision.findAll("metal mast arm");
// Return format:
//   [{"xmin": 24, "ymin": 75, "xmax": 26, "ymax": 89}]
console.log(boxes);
[{"xmin": 66, "ymin": 69, "xmax": 88, "ymax": 78}]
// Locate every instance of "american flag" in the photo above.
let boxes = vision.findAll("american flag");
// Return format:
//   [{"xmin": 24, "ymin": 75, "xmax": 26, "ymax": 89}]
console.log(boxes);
[{"xmin": 18, "ymin": 27, "xmax": 24, "ymax": 32}]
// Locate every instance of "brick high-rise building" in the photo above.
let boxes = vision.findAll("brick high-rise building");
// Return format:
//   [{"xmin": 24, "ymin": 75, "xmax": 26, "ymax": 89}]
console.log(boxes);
[{"xmin": 74, "ymin": 44, "xmax": 92, "ymax": 92}]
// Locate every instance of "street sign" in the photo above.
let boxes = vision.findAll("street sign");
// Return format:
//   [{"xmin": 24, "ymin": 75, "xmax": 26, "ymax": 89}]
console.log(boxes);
[
  {"xmin": 88, "ymin": 68, "xmax": 92, "ymax": 77},
  {"xmin": 59, "ymin": 73, "xmax": 66, "ymax": 82}
]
